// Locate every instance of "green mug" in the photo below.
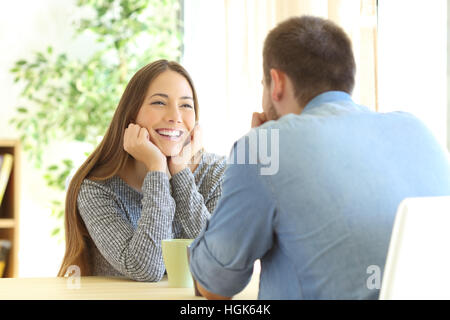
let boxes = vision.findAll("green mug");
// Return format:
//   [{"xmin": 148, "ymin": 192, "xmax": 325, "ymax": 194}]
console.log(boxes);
[{"xmin": 161, "ymin": 239, "xmax": 194, "ymax": 288}]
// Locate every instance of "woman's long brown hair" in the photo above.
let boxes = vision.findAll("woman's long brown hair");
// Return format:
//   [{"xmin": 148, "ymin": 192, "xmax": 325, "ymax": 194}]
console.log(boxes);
[{"xmin": 58, "ymin": 60, "xmax": 199, "ymax": 277}]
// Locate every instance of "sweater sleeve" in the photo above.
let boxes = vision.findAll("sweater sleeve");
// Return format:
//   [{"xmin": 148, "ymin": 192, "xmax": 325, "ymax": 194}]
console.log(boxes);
[
  {"xmin": 77, "ymin": 171, "xmax": 175, "ymax": 282},
  {"xmin": 170, "ymin": 157, "xmax": 225, "ymax": 239}
]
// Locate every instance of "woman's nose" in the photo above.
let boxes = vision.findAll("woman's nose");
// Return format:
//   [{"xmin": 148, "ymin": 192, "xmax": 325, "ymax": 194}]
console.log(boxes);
[{"xmin": 164, "ymin": 104, "xmax": 182, "ymax": 123}]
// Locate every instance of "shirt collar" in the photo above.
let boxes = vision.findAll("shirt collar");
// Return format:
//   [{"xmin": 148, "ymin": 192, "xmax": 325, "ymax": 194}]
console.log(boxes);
[{"xmin": 303, "ymin": 91, "xmax": 353, "ymax": 112}]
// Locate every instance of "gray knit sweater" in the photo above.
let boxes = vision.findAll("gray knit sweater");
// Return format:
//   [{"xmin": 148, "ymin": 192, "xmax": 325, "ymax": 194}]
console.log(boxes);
[{"xmin": 77, "ymin": 152, "xmax": 226, "ymax": 282}]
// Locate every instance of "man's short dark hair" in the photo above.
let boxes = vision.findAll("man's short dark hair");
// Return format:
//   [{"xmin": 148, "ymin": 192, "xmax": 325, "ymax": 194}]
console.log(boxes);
[{"xmin": 263, "ymin": 15, "xmax": 356, "ymax": 107}]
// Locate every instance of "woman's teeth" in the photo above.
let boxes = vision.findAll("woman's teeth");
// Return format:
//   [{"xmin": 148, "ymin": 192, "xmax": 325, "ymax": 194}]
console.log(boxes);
[{"xmin": 156, "ymin": 129, "xmax": 183, "ymax": 137}]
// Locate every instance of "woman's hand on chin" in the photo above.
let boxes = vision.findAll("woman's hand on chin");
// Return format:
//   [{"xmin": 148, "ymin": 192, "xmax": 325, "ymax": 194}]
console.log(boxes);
[
  {"xmin": 123, "ymin": 123, "xmax": 167, "ymax": 173},
  {"xmin": 168, "ymin": 123, "xmax": 203, "ymax": 175}
]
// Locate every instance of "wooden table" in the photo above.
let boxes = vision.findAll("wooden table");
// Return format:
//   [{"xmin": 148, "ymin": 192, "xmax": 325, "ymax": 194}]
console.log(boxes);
[{"xmin": 0, "ymin": 262, "xmax": 260, "ymax": 300}]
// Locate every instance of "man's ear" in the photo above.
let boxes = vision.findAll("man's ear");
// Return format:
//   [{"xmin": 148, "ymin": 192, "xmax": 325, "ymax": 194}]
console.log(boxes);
[{"xmin": 269, "ymin": 68, "xmax": 285, "ymax": 102}]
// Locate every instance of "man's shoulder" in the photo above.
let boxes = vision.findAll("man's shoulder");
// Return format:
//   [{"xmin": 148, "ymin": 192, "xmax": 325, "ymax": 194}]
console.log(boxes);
[{"xmin": 258, "ymin": 106, "xmax": 425, "ymax": 136}]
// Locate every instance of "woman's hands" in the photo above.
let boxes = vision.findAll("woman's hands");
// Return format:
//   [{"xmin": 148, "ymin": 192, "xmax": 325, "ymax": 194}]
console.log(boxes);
[
  {"xmin": 124, "ymin": 123, "xmax": 203, "ymax": 176},
  {"xmin": 168, "ymin": 124, "xmax": 203, "ymax": 175},
  {"xmin": 123, "ymin": 123, "xmax": 167, "ymax": 172}
]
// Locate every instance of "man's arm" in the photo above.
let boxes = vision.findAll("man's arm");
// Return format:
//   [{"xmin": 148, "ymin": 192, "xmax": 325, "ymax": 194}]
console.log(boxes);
[
  {"xmin": 197, "ymin": 282, "xmax": 231, "ymax": 300},
  {"xmin": 189, "ymin": 135, "xmax": 277, "ymax": 298}
]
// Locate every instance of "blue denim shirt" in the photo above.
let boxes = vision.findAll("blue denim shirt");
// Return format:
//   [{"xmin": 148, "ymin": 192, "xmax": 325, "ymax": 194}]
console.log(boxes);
[{"xmin": 189, "ymin": 91, "xmax": 450, "ymax": 299}]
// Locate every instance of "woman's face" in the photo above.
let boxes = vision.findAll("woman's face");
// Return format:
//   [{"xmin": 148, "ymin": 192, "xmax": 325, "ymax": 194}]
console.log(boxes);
[{"xmin": 135, "ymin": 70, "xmax": 196, "ymax": 157}]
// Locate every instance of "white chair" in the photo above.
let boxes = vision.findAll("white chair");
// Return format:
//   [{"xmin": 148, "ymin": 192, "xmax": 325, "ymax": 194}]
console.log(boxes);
[{"xmin": 379, "ymin": 196, "xmax": 450, "ymax": 299}]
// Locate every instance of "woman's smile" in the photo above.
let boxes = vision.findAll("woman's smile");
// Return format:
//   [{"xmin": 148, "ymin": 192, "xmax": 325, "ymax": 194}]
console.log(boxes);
[
  {"xmin": 155, "ymin": 128, "xmax": 185, "ymax": 141},
  {"xmin": 150, "ymin": 127, "xmax": 189, "ymax": 156}
]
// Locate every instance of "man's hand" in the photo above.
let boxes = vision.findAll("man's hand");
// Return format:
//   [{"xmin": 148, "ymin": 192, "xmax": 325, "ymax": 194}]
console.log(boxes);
[
  {"xmin": 123, "ymin": 123, "xmax": 167, "ymax": 172},
  {"xmin": 251, "ymin": 112, "xmax": 268, "ymax": 128},
  {"xmin": 168, "ymin": 123, "xmax": 203, "ymax": 175}
]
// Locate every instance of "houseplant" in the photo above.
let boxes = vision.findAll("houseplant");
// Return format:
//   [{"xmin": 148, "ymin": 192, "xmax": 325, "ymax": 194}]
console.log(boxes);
[{"xmin": 9, "ymin": 0, "xmax": 183, "ymax": 241}]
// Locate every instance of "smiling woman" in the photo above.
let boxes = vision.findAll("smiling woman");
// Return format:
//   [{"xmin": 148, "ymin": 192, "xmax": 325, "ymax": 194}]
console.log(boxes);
[
  {"xmin": 136, "ymin": 70, "xmax": 196, "ymax": 158},
  {"xmin": 58, "ymin": 60, "xmax": 226, "ymax": 281}
]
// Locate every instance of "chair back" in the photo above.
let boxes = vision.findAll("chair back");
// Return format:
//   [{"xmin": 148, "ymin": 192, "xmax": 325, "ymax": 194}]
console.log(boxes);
[{"xmin": 379, "ymin": 196, "xmax": 450, "ymax": 299}]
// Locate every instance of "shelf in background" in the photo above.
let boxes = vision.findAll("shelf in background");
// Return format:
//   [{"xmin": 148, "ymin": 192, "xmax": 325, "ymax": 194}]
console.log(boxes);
[
  {"xmin": 0, "ymin": 219, "xmax": 15, "ymax": 229},
  {"xmin": 0, "ymin": 139, "xmax": 20, "ymax": 277}
]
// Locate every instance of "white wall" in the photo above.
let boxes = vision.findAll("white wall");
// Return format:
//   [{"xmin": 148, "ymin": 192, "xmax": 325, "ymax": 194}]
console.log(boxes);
[
  {"xmin": 0, "ymin": 0, "xmax": 95, "ymax": 277},
  {"xmin": 181, "ymin": 0, "xmax": 236, "ymax": 157},
  {"xmin": 448, "ymin": 2, "xmax": 450, "ymax": 152},
  {"xmin": 378, "ymin": 0, "xmax": 448, "ymax": 149}
]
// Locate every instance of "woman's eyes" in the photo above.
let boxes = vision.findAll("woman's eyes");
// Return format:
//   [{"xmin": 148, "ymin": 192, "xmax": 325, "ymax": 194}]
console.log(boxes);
[{"xmin": 150, "ymin": 101, "xmax": 193, "ymax": 109}]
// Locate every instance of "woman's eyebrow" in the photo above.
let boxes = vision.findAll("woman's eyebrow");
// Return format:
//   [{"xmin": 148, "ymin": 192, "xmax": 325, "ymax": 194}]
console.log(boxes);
[
  {"xmin": 149, "ymin": 93, "xmax": 193, "ymax": 100},
  {"xmin": 150, "ymin": 93, "xmax": 168, "ymax": 99}
]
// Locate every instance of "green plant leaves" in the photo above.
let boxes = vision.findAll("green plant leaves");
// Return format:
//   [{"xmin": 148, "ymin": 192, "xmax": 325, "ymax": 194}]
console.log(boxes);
[{"xmin": 10, "ymin": 0, "xmax": 182, "ymax": 241}]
